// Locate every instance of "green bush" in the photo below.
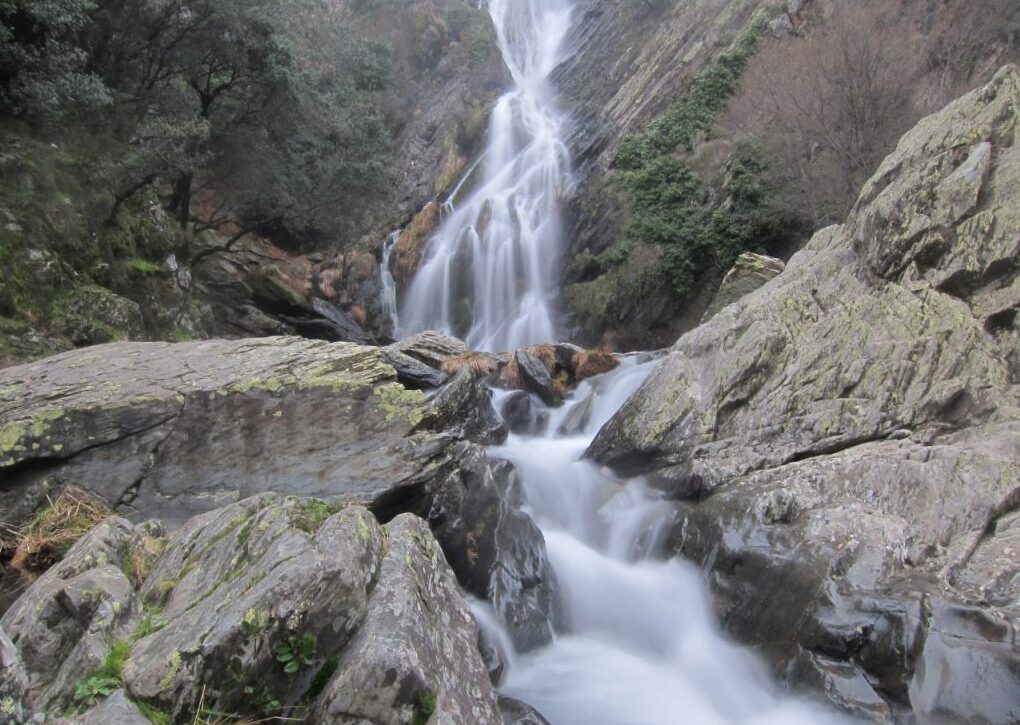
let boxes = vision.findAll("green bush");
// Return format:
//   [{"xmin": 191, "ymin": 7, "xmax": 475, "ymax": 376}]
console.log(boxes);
[{"xmin": 612, "ymin": 20, "xmax": 776, "ymax": 299}]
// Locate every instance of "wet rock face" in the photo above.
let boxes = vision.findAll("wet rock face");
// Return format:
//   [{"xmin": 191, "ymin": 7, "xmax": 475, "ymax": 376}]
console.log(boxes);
[
  {"xmin": 422, "ymin": 444, "xmax": 558, "ymax": 652},
  {"xmin": 1, "ymin": 498, "xmax": 505, "ymax": 723},
  {"xmin": 591, "ymin": 68, "xmax": 1020, "ymax": 719}
]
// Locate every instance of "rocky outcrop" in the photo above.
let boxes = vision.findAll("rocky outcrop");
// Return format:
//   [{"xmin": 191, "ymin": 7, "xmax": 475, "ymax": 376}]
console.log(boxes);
[
  {"xmin": 0, "ymin": 336, "xmax": 558, "ymax": 671},
  {"xmin": 1, "ymin": 497, "xmax": 505, "ymax": 723},
  {"xmin": 589, "ymin": 68, "xmax": 1020, "ymax": 720},
  {"xmin": 0, "ymin": 338, "xmax": 434, "ymax": 527},
  {"xmin": 701, "ymin": 252, "xmax": 785, "ymax": 322}
]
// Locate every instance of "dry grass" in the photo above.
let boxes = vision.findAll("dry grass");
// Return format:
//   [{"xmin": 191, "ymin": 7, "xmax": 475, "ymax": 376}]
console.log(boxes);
[
  {"xmin": 498, "ymin": 345, "xmax": 557, "ymax": 389},
  {"xmin": 441, "ymin": 352, "xmax": 498, "ymax": 377},
  {"xmin": 122, "ymin": 534, "xmax": 167, "ymax": 588},
  {"xmin": 7, "ymin": 487, "xmax": 112, "ymax": 575},
  {"xmin": 191, "ymin": 685, "xmax": 304, "ymax": 724},
  {"xmin": 573, "ymin": 349, "xmax": 620, "ymax": 380}
]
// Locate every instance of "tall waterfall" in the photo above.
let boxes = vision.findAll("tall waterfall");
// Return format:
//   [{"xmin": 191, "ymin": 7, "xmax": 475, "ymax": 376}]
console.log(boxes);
[{"xmin": 398, "ymin": 0, "xmax": 574, "ymax": 352}]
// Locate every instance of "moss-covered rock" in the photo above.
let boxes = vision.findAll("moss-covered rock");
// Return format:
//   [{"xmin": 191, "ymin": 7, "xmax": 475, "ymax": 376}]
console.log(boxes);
[{"xmin": 588, "ymin": 68, "xmax": 1020, "ymax": 721}]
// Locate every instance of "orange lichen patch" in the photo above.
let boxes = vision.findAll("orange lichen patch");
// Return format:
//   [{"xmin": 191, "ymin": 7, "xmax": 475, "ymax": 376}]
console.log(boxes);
[
  {"xmin": 573, "ymin": 349, "xmax": 620, "ymax": 380},
  {"xmin": 441, "ymin": 352, "xmax": 499, "ymax": 377},
  {"xmin": 393, "ymin": 202, "xmax": 441, "ymax": 284},
  {"xmin": 7, "ymin": 487, "xmax": 112, "ymax": 576}
]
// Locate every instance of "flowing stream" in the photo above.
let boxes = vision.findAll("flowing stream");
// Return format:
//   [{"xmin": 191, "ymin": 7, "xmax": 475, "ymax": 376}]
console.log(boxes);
[
  {"xmin": 483, "ymin": 359, "xmax": 848, "ymax": 725},
  {"xmin": 398, "ymin": 0, "xmax": 573, "ymax": 352}
]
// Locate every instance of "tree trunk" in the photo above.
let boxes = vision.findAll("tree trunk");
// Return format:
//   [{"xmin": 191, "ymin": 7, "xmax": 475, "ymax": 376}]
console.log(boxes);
[{"xmin": 173, "ymin": 172, "xmax": 193, "ymax": 229}]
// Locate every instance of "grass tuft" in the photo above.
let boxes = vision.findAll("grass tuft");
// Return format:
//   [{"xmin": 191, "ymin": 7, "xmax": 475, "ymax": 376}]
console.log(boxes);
[{"xmin": 6, "ymin": 487, "xmax": 112, "ymax": 575}]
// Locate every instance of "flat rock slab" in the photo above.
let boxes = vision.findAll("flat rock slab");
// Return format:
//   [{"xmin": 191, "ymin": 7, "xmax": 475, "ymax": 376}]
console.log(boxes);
[{"xmin": 0, "ymin": 338, "xmax": 447, "ymax": 526}]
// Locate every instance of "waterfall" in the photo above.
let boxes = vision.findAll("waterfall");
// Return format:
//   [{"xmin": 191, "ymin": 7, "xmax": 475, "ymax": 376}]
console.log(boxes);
[
  {"xmin": 488, "ymin": 361, "xmax": 851, "ymax": 725},
  {"xmin": 399, "ymin": 0, "xmax": 574, "ymax": 352},
  {"xmin": 379, "ymin": 230, "xmax": 401, "ymax": 338}
]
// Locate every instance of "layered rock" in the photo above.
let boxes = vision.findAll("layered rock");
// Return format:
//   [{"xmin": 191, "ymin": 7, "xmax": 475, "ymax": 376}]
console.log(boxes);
[
  {"xmin": 1, "ymin": 497, "xmax": 504, "ymax": 723},
  {"xmin": 0, "ymin": 336, "xmax": 557, "ymax": 668},
  {"xmin": 589, "ymin": 68, "xmax": 1020, "ymax": 720}
]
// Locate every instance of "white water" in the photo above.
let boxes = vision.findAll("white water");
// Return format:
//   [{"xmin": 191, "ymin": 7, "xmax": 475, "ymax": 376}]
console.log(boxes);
[
  {"xmin": 487, "ymin": 359, "xmax": 849, "ymax": 725},
  {"xmin": 379, "ymin": 230, "xmax": 401, "ymax": 337},
  {"xmin": 399, "ymin": 0, "xmax": 574, "ymax": 352}
]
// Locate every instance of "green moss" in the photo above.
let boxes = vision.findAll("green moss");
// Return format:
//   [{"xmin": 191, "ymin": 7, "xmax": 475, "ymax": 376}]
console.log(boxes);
[
  {"xmin": 97, "ymin": 640, "xmax": 131, "ymax": 681},
  {"xmin": 292, "ymin": 498, "xmax": 332, "ymax": 534},
  {"xmin": 413, "ymin": 690, "xmax": 437, "ymax": 725},
  {"xmin": 376, "ymin": 383, "xmax": 426, "ymax": 426},
  {"xmin": 158, "ymin": 650, "xmax": 182, "ymax": 691},
  {"xmin": 125, "ymin": 258, "xmax": 162, "ymax": 275},
  {"xmin": 134, "ymin": 700, "xmax": 172, "ymax": 725}
]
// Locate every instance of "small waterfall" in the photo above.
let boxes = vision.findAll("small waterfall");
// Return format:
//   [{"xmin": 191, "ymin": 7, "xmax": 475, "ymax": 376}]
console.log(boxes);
[
  {"xmin": 486, "ymin": 361, "xmax": 850, "ymax": 724},
  {"xmin": 379, "ymin": 230, "xmax": 401, "ymax": 338},
  {"xmin": 399, "ymin": 0, "xmax": 575, "ymax": 352}
]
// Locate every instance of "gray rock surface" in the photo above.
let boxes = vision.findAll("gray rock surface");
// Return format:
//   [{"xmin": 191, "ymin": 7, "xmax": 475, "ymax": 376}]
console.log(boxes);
[
  {"xmin": 417, "ymin": 368, "xmax": 507, "ymax": 445},
  {"xmin": 514, "ymin": 350, "xmax": 557, "ymax": 407},
  {"xmin": 1, "ymin": 518, "xmax": 138, "ymax": 711},
  {"xmin": 0, "ymin": 624, "xmax": 30, "ymax": 723},
  {"xmin": 0, "ymin": 338, "xmax": 437, "ymax": 528},
  {"xmin": 421, "ymin": 444, "xmax": 557, "ymax": 652},
  {"xmin": 3, "ymin": 498, "xmax": 507, "ymax": 723},
  {"xmin": 500, "ymin": 391, "xmax": 535, "ymax": 435},
  {"xmin": 591, "ymin": 68, "xmax": 1020, "ymax": 720},
  {"xmin": 701, "ymin": 253, "xmax": 785, "ymax": 322},
  {"xmin": 77, "ymin": 690, "xmax": 149, "ymax": 725},
  {"xmin": 379, "ymin": 348, "xmax": 449, "ymax": 390},
  {"xmin": 313, "ymin": 514, "xmax": 502, "ymax": 724},
  {"xmin": 387, "ymin": 330, "xmax": 468, "ymax": 370}
]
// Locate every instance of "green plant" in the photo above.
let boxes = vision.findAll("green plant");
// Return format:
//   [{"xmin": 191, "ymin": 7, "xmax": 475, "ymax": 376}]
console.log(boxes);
[
  {"xmin": 135, "ymin": 700, "xmax": 172, "ymax": 725},
  {"xmin": 412, "ymin": 690, "xmax": 437, "ymax": 725},
  {"xmin": 133, "ymin": 613, "xmax": 167, "ymax": 640},
  {"xmin": 274, "ymin": 634, "xmax": 317, "ymax": 674},
  {"xmin": 609, "ymin": 20, "xmax": 778, "ymax": 300},
  {"xmin": 73, "ymin": 676, "xmax": 120, "ymax": 706}
]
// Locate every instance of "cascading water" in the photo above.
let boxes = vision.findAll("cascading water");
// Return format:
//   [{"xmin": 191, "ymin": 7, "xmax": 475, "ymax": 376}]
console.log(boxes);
[
  {"xmin": 483, "ymin": 360, "xmax": 850, "ymax": 725},
  {"xmin": 379, "ymin": 230, "xmax": 401, "ymax": 338},
  {"xmin": 399, "ymin": 0, "xmax": 574, "ymax": 352}
]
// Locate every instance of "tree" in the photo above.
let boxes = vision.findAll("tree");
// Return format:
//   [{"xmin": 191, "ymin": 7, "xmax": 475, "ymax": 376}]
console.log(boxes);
[{"xmin": 0, "ymin": 0, "xmax": 109, "ymax": 119}]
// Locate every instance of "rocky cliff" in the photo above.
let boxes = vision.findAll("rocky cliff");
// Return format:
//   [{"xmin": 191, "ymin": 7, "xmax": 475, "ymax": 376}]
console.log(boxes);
[
  {"xmin": 589, "ymin": 67, "xmax": 1020, "ymax": 722},
  {"xmin": 551, "ymin": 0, "xmax": 1020, "ymax": 350}
]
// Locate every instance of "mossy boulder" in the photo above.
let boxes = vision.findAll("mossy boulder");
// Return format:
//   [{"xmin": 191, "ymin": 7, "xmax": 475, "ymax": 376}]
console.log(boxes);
[{"xmin": 50, "ymin": 285, "xmax": 144, "ymax": 346}]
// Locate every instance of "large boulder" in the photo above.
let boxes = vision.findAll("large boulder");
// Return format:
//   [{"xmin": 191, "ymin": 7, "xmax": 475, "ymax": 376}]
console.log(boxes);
[
  {"xmin": 590, "ymin": 68, "xmax": 1020, "ymax": 720},
  {"xmin": 313, "ymin": 514, "xmax": 503, "ymax": 724},
  {"xmin": 416, "ymin": 368, "xmax": 507, "ymax": 445},
  {"xmin": 0, "ymin": 338, "xmax": 439, "ymax": 527},
  {"xmin": 1, "ymin": 518, "xmax": 141, "ymax": 711},
  {"xmin": 418, "ymin": 444, "xmax": 558, "ymax": 652},
  {"xmin": 386, "ymin": 330, "xmax": 468, "ymax": 370}
]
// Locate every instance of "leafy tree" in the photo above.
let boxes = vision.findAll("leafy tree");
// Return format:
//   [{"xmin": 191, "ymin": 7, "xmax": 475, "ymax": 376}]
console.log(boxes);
[{"xmin": 0, "ymin": 0, "xmax": 109, "ymax": 118}]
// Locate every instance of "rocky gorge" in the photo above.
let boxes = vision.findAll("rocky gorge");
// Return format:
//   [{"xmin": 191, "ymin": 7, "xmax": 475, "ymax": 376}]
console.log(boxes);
[{"xmin": 1, "ymin": 1, "xmax": 1019, "ymax": 724}]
